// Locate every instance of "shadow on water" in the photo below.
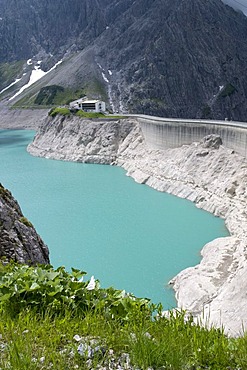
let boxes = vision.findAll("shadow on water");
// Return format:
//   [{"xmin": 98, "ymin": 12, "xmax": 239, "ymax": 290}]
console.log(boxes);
[{"xmin": 0, "ymin": 130, "xmax": 31, "ymax": 147}]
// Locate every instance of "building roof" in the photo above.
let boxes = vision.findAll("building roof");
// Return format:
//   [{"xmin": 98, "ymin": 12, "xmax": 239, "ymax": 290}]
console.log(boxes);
[
  {"xmin": 81, "ymin": 100, "xmax": 102, "ymax": 104},
  {"xmin": 69, "ymin": 98, "xmax": 104, "ymax": 106}
]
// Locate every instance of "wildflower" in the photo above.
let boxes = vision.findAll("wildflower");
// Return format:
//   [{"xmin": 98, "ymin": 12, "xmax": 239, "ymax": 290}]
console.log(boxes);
[
  {"xmin": 86, "ymin": 276, "xmax": 96, "ymax": 290},
  {"xmin": 144, "ymin": 332, "xmax": 152, "ymax": 339},
  {"xmin": 73, "ymin": 334, "xmax": 82, "ymax": 342},
  {"xmin": 78, "ymin": 343, "xmax": 92, "ymax": 357}
]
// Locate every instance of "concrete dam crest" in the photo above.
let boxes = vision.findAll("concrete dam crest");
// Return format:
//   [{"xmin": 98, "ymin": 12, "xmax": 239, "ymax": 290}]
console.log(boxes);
[{"xmin": 134, "ymin": 115, "xmax": 247, "ymax": 157}]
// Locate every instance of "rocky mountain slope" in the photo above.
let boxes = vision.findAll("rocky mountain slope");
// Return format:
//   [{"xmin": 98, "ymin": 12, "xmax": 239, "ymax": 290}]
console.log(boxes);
[
  {"xmin": 0, "ymin": 183, "xmax": 49, "ymax": 265},
  {"xmin": 1, "ymin": 0, "xmax": 247, "ymax": 120}
]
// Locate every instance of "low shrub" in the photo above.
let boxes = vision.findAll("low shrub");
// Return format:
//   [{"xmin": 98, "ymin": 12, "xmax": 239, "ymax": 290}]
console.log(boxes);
[
  {"xmin": 75, "ymin": 110, "xmax": 106, "ymax": 119},
  {"xmin": 48, "ymin": 107, "xmax": 71, "ymax": 117},
  {"xmin": 219, "ymin": 83, "xmax": 237, "ymax": 98},
  {"xmin": 0, "ymin": 263, "xmax": 151, "ymax": 319},
  {"xmin": 19, "ymin": 217, "xmax": 33, "ymax": 228}
]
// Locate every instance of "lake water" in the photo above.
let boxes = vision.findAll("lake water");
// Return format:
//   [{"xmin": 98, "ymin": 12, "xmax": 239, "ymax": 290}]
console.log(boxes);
[{"xmin": 0, "ymin": 129, "xmax": 229, "ymax": 307}]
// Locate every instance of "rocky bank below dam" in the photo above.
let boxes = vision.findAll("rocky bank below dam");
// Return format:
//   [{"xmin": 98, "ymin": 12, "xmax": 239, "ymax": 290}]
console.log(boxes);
[{"xmin": 28, "ymin": 114, "xmax": 247, "ymax": 336}]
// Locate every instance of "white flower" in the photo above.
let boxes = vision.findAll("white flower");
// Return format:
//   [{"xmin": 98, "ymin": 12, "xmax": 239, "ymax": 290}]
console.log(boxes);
[
  {"xmin": 86, "ymin": 276, "xmax": 96, "ymax": 291},
  {"xmin": 78, "ymin": 343, "xmax": 92, "ymax": 357},
  {"xmin": 73, "ymin": 334, "xmax": 82, "ymax": 342}
]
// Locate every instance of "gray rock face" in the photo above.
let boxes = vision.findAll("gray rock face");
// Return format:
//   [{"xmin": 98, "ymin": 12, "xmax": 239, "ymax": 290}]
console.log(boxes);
[
  {"xmin": 0, "ymin": 104, "xmax": 49, "ymax": 129},
  {"xmin": 28, "ymin": 115, "xmax": 136, "ymax": 164},
  {"xmin": 28, "ymin": 114, "xmax": 247, "ymax": 336},
  {"xmin": 0, "ymin": 183, "xmax": 49, "ymax": 265},
  {"xmin": 1, "ymin": 0, "xmax": 247, "ymax": 121}
]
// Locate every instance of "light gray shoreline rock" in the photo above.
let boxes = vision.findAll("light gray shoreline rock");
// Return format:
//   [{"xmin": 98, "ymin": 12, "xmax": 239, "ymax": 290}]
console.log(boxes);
[
  {"xmin": 0, "ymin": 104, "xmax": 49, "ymax": 130},
  {"xmin": 27, "ymin": 115, "xmax": 247, "ymax": 336}
]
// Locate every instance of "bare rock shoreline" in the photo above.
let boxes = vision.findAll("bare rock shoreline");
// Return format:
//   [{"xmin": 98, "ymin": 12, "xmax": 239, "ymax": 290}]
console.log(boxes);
[
  {"xmin": 2, "ymin": 111, "xmax": 247, "ymax": 336},
  {"xmin": 0, "ymin": 105, "xmax": 49, "ymax": 130}
]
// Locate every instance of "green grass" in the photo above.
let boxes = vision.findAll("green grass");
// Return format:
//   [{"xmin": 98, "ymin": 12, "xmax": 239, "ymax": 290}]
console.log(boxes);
[
  {"xmin": 48, "ymin": 107, "xmax": 126, "ymax": 120},
  {"xmin": 0, "ymin": 262, "xmax": 247, "ymax": 369},
  {"xmin": 34, "ymin": 85, "xmax": 65, "ymax": 105},
  {"xmin": 13, "ymin": 87, "xmax": 87, "ymax": 109},
  {"xmin": 19, "ymin": 217, "xmax": 33, "ymax": 228},
  {"xmin": 48, "ymin": 107, "xmax": 71, "ymax": 117},
  {"xmin": 75, "ymin": 110, "xmax": 106, "ymax": 119},
  {"xmin": 34, "ymin": 86, "xmax": 86, "ymax": 107},
  {"xmin": 11, "ymin": 93, "xmax": 38, "ymax": 109}
]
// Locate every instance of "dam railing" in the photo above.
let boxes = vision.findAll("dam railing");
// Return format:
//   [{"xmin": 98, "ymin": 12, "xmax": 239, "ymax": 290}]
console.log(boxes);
[{"xmin": 125, "ymin": 114, "xmax": 247, "ymax": 158}]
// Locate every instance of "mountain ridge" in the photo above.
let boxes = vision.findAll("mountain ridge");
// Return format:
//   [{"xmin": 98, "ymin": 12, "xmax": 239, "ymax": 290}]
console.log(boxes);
[{"xmin": 1, "ymin": 0, "xmax": 247, "ymax": 120}]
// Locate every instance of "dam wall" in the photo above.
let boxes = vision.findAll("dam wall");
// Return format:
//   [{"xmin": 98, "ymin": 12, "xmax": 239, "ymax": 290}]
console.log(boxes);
[{"xmin": 135, "ymin": 115, "xmax": 247, "ymax": 157}]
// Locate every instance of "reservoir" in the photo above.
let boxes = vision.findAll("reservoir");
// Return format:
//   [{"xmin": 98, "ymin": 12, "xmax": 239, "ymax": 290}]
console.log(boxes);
[{"xmin": 0, "ymin": 129, "xmax": 229, "ymax": 307}]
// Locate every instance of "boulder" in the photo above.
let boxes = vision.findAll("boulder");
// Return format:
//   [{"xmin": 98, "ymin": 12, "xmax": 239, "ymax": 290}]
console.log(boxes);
[{"xmin": 202, "ymin": 134, "xmax": 223, "ymax": 149}]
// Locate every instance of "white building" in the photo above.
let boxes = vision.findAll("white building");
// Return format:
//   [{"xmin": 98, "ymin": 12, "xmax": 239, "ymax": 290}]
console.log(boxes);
[{"xmin": 69, "ymin": 98, "xmax": 106, "ymax": 113}]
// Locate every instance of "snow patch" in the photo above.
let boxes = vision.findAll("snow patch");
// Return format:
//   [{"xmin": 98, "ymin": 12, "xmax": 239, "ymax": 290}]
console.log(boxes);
[
  {"xmin": 9, "ymin": 60, "xmax": 63, "ymax": 101},
  {"xmin": 219, "ymin": 85, "xmax": 224, "ymax": 91},
  {"xmin": 27, "ymin": 59, "xmax": 32, "ymax": 65},
  {"xmin": 0, "ymin": 78, "xmax": 22, "ymax": 95},
  {"xmin": 97, "ymin": 63, "xmax": 103, "ymax": 70},
  {"xmin": 48, "ymin": 59, "xmax": 62, "ymax": 72},
  {"xmin": 108, "ymin": 70, "xmax": 113, "ymax": 76},
  {"xmin": 102, "ymin": 72, "xmax": 109, "ymax": 83}
]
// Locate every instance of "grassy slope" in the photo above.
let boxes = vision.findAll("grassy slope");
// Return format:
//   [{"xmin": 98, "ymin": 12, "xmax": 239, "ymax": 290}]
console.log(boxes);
[
  {"xmin": 10, "ymin": 49, "xmax": 108, "ymax": 109},
  {"xmin": 0, "ymin": 61, "xmax": 25, "ymax": 92},
  {"xmin": 0, "ymin": 263, "xmax": 247, "ymax": 370}
]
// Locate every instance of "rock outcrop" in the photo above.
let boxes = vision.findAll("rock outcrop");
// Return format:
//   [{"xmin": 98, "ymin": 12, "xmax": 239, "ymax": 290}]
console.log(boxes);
[
  {"xmin": 0, "ymin": 183, "xmax": 49, "ymax": 265},
  {"xmin": 28, "ymin": 115, "xmax": 247, "ymax": 336},
  {"xmin": 28, "ymin": 115, "xmax": 136, "ymax": 164}
]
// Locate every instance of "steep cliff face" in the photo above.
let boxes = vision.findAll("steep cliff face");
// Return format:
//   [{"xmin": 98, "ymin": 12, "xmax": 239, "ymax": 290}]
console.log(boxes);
[
  {"xmin": 96, "ymin": 0, "xmax": 247, "ymax": 120},
  {"xmin": 28, "ymin": 115, "xmax": 136, "ymax": 164},
  {"xmin": 0, "ymin": 183, "xmax": 49, "ymax": 265}
]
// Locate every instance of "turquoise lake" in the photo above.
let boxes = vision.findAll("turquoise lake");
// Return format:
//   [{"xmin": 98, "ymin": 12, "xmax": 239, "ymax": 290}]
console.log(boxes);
[{"xmin": 0, "ymin": 129, "xmax": 229, "ymax": 307}]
